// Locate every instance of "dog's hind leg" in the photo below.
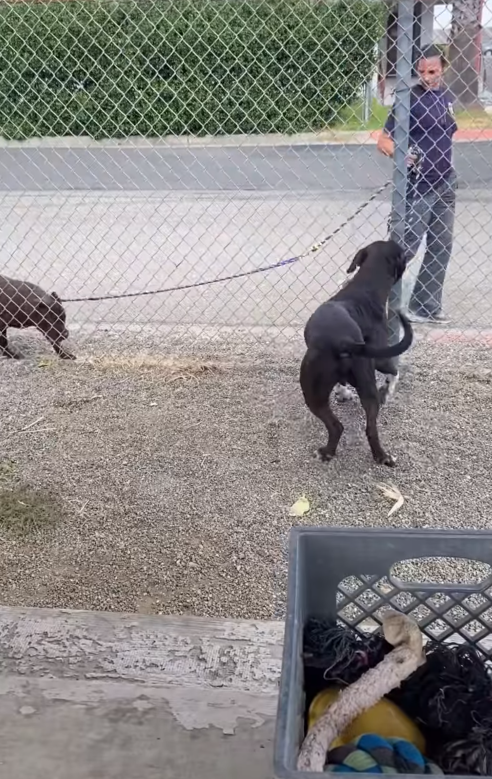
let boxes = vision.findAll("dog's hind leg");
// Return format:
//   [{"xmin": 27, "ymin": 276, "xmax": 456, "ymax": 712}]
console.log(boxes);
[
  {"xmin": 352, "ymin": 364, "xmax": 396, "ymax": 467},
  {"xmin": 314, "ymin": 399, "xmax": 344, "ymax": 462},
  {"xmin": 300, "ymin": 353, "xmax": 343, "ymax": 462}
]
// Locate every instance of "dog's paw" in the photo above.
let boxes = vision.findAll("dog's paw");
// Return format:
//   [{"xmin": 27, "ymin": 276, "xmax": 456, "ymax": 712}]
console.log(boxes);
[
  {"xmin": 59, "ymin": 350, "xmax": 76, "ymax": 361},
  {"xmin": 315, "ymin": 446, "xmax": 335, "ymax": 463},
  {"xmin": 376, "ymin": 452, "xmax": 396, "ymax": 467},
  {"xmin": 335, "ymin": 384, "xmax": 356, "ymax": 403}
]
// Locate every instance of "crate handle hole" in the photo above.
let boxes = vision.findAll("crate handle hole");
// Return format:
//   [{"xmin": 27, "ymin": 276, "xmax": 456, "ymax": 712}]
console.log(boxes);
[{"xmin": 389, "ymin": 557, "xmax": 492, "ymax": 592}]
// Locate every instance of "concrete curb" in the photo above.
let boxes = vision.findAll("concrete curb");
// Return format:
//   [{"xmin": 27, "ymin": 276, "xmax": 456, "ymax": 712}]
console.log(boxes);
[
  {"xmin": 0, "ymin": 131, "xmax": 371, "ymax": 149},
  {"xmin": 0, "ymin": 607, "xmax": 283, "ymax": 706},
  {"xmin": 1, "ymin": 128, "xmax": 491, "ymax": 150},
  {"xmin": 424, "ymin": 327, "xmax": 492, "ymax": 345},
  {"xmin": 0, "ymin": 607, "xmax": 282, "ymax": 778}
]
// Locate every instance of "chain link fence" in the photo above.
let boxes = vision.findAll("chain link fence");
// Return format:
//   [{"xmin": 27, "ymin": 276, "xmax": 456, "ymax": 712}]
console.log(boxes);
[{"xmin": 0, "ymin": 0, "xmax": 490, "ymax": 361}]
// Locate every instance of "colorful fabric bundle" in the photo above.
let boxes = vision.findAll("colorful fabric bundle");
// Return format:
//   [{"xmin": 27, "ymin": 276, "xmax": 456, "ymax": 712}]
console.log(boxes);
[{"xmin": 326, "ymin": 735, "xmax": 442, "ymax": 775}]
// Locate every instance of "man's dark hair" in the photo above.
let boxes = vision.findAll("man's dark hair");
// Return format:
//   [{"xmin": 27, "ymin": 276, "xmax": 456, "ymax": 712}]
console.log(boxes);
[{"xmin": 418, "ymin": 45, "xmax": 447, "ymax": 67}]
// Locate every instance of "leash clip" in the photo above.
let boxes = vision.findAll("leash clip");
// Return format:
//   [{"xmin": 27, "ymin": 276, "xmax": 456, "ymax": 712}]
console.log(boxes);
[{"xmin": 408, "ymin": 145, "xmax": 423, "ymax": 181}]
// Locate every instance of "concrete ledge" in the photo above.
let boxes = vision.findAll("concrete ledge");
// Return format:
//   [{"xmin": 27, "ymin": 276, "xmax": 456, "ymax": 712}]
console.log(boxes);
[
  {"xmin": 1, "ymin": 128, "xmax": 491, "ymax": 149},
  {"xmin": 0, "ymin": 607, "xmax": 283, "ymax": 778},
  {"xmin": 0, "ymin": 131, "xmax": 372, "ymax": 149}
]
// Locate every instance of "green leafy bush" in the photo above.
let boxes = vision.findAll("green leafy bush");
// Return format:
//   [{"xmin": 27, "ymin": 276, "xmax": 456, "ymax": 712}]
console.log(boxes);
[{"xmin": 0, "ymin": 0, "xmax": 384, "ymax": 139}]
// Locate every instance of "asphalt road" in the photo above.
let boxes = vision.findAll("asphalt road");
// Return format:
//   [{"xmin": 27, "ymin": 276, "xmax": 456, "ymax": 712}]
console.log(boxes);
[
  {"xmin": 1, "ymin": 187, "xmax": 490, "ymax": 334},
  {"xmin": 0, "ymin": 141, "xmax": 490, "ymax": 335},
  {"xmin": 0, "ymin": 142, "xmax": 491, "ymax": 192}
]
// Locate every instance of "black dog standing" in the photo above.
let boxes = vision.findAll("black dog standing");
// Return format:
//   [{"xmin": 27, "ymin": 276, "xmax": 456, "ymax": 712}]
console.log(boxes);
[
  {"xmin": 300, "ymin": 240, "xmax": 413, "ymax": 466},
  {"xmin": 0, "ymin": 275, "xmax": 75, "ymax": 360}
]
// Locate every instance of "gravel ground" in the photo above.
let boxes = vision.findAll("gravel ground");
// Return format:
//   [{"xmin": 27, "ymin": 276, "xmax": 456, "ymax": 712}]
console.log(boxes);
[{"xmin": 0, "ymin": 329, "xmax": 491, "ymax": 619}]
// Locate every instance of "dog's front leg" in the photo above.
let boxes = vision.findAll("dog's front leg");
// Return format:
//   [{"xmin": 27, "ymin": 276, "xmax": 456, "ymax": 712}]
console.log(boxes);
[
  {"xmin": 375, "ymin": 356, "xmax": 400, "ymax": 405},
  {"xmin": 50, "ymin": 339, "xmax": 76, "ymax": 361},
  {"xmin": 379, "ymin": 373, "xmax": 399, "ymax": 405},
  {"xmin": 0, "ymin": 327, "xmax": 21, "ymax": 359}
]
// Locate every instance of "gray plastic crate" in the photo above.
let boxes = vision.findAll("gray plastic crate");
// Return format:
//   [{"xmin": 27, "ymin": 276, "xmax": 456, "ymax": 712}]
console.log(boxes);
[{"xmin": 274, "ymin": 526, "xmax": 492, "ymax": 779}]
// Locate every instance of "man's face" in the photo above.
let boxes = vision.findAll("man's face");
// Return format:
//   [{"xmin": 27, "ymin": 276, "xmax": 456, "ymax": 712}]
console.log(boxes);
[{"xmin": 417, "ymin": 55, "xmax": 443, "ymax": 90}]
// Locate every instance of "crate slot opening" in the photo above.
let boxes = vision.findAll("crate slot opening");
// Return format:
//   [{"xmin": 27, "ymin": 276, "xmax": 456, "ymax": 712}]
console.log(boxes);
[{"xmin": 390, "ymin": 556, "xmax": 492, "ymax": 589}]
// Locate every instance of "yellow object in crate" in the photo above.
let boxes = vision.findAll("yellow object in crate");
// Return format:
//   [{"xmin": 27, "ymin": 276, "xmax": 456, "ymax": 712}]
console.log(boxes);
[{"xmin": 308, "ymin": 687, "xmax": 426, "ymax": 755}]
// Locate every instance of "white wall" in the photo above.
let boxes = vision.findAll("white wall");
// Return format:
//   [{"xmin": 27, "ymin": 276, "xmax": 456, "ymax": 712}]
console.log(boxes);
[
  {"xmin": 434, "ymin": 0, "xmax": 492, "ymax": 30},
  {"xmin": 421, "ymin": 2, "xmax": 435, "ymax": 46}
]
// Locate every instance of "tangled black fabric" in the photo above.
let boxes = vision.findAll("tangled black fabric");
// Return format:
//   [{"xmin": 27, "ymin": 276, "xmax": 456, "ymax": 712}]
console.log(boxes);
[
  {"xmin": 303, "ymin": 619, "xmax": 391, "ymax": 681},
  {"xmin": 438, "ymin": 728, "xmax": 492, "ymax": 776},
  {"xmin": 395, "ymin": 643, "xmax": 492, "ymax": 737},
  {"xmin": 302, "ymin": 619, "xmax": 391, "ymax": 732},
  {"xmin": 394, "ymin": 642, "xmax": 492, "ymax": 774},
  {"xmin": 303, "ymin": 620, "xmax": 492, "ymax": 775}
]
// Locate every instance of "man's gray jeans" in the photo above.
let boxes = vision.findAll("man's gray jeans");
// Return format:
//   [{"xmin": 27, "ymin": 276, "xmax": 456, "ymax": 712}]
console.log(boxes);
[{"xmin": 388, "ymin": 171, "xmax": 457, "ymax": 344}]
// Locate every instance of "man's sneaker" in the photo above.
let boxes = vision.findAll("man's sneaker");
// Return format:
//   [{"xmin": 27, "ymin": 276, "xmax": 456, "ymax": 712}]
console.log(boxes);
[
  {"xmin": 430, "ymin": 312, "xmax": 451, "ymax": 324},
  {"xmin": 407, "ymin": 310, "xmax": 451, "ymax": 325}
]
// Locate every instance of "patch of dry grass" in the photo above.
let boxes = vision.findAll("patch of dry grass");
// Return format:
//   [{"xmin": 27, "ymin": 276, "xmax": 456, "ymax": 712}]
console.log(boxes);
[
  {"xmin": 0, "ymin": 460, "xmax": 17, "ymax": 484},
  {"xmin": 0, "ymin": 485, "xmax": 62, "ymax": 536},
  {"xmin": 40, "ymin": 354, "xmax": 224, "ymax": 382},
  {"xmin": 0, "ymin": 459, "xmax": 63, "ymax": 536},
  {"xmin": 456, "ymin": 108, "xmax": 492, "ymax": 129}
]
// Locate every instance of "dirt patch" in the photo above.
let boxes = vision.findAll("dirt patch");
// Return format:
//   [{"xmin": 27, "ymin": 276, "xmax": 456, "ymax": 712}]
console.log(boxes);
[{"xmin": 0, "ymin": 334, "xmax": 491, "ymax": 618}]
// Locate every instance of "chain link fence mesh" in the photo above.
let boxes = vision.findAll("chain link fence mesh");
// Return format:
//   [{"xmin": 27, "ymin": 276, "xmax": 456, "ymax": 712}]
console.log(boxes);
[{"xmin": 0, "ymin": 0, "xmax": 490, "ymax": 362}]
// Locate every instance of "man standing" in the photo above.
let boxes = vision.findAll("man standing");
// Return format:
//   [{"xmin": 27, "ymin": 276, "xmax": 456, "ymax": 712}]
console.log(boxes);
[{"xmin": 377, "ymin": 45, "xmax": 458, "ymax": 324}]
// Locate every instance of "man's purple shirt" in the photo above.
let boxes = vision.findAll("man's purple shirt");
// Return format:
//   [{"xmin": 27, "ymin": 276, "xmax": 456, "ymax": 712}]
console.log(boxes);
[{"xmin": 384, "ymin": 84, "xmax": 458, "ymax": 193}]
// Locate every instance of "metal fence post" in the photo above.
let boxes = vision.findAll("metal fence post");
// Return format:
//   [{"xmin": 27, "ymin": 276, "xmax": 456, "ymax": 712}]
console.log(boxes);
[
  {"xmin": 388, "ymin": 0, "xmax": 414, "ymax": 353},
  {"xmin": 363, "ymin": 80, "xmax": 372, "ymax": 123}
]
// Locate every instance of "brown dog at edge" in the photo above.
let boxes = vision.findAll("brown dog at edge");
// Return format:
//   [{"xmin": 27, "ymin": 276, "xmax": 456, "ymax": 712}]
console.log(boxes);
[{"xmin": 0, "ymin": 274, "xmax": 75, "ymax": 360}]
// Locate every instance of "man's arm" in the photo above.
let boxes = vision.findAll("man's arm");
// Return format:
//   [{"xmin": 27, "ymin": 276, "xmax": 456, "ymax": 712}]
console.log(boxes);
[
  {"xmin": 377, "ymin": 105, "xmax": 417, "ymax": 165},
  {"xmin": 377, "ymin": 110, "xmax": 395, "ymax": 157}
]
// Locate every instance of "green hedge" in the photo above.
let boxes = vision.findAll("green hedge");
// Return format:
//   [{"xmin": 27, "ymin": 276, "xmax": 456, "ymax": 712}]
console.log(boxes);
[{"xmin": 0, "ymin": 0, "xmax": 384, "ymax": 140}]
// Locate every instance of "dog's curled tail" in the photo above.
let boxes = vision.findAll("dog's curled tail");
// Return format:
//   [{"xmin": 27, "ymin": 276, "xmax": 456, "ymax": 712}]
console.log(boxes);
[{"xmin": 340, "ymin": 311, "xmax": 413, "ymax": 360}]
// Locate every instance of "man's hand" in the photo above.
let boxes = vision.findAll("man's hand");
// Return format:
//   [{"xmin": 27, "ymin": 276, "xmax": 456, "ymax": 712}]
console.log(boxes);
[{"xmin": 377, "ymin": 130, "xmax": 394, "ymax": 158}]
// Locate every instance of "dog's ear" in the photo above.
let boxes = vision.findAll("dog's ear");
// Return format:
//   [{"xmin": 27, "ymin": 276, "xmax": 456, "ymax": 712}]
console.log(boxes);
[
  {"xmin": 38, "ymin": 293, "xmax": 52, "ymax": 311},
  {"xmin": 347, "ymin": 247, "xmax": 367, "ymax": 274},
  {"xmin": 39, "ymin": 293, "xmax": 63, "ymax": 312}
]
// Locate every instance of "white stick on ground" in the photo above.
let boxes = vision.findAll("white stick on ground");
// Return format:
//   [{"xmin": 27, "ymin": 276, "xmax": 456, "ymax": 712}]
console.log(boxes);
[{"xmin": 297, "ymin": 610, "xmax": 424, "ymax": 773}]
